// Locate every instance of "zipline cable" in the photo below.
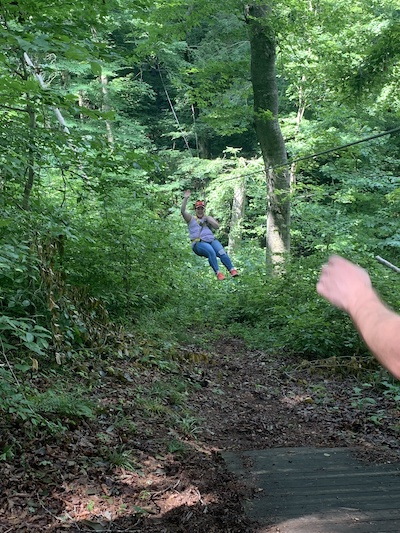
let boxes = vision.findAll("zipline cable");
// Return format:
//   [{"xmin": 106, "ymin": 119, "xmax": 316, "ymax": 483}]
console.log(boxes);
[
  {"xmin": 274, "ymin": 125, "xmax": 400, "ymax": 171},
  {"xmin": 201, "ymin": 125, "xmax": 400, "ymax": 186},
  {"xmin": 158, "ymin": 65, "xmax": 192, "ymax": 152},
  {"xmin": 158, "ymin": 60, "xmax": 400, "ymax": 185}
]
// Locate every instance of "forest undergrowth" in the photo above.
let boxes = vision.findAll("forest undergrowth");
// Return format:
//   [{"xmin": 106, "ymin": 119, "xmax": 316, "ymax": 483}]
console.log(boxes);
[{"xmin": 1, "ymin": 328, "xmax": 400, "ymax": 532}]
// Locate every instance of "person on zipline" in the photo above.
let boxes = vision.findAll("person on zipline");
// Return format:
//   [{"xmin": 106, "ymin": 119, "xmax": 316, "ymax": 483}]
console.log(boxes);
[{"xmin": 181, "ymin": 190, "xmax": 238, "ymax": 281}]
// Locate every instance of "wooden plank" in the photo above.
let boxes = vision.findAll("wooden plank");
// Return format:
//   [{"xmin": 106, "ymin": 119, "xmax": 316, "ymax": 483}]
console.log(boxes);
[
  {"xmin": 223, "ymin": 447, "xmax": 400, "ymax": 532},
  {"xmin": 259, "ymin": 513, "xmax": 400, "ymax": 533}
]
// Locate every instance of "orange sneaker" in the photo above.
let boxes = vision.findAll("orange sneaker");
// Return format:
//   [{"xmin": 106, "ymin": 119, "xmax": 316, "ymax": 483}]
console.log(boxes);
[
  {"xmin": 216, "ymin": 272, "xmax": 225, "ymax": 281},
  {"xmin": 230, "ymin": 269, "xmax": 239, "ymax": 277}
]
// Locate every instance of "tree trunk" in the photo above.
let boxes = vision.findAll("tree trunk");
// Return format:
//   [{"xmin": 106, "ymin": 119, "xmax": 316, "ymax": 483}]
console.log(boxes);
[
  {"xmin": 228, "ymin": 172, "xmax": 246, "ymax": 254},
  {"xmin": 246, "ymin": 4, "xmax": 290, "ymax": 265},
  {"xmin": 22, "ymin": 104, "xmax": 36, "ymax": 210},
  {"xmin": 197, "ymin": 136, "xmax": 211, "ymax": 159},
  {"xmin": 101, "ymin": 74, "xmax": 114, "ymax": 146}
]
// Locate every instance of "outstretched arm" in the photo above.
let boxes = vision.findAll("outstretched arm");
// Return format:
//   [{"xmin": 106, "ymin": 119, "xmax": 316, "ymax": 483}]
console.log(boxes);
[
  {"xmin": 181, "ymin": 190, "xmax": 192, "ymax": 223},
  {"xmin": 317, "ymin": 255, "xmax": 400, "ymax": 379}
]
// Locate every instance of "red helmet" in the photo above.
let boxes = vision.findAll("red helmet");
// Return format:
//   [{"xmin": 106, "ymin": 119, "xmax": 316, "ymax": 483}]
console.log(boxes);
[{"xmin": 195, "ymin": 200, "xmax": 205, "ymax": 208}]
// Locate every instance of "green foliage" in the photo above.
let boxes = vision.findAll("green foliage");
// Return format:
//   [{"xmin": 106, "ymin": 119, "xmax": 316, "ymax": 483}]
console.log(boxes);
[
  {"xmin": 31, "ymin": 389, "xmax": 97, "ymax": 421},
  {"xmin": 349, "ymin": 10, "xmax": 400, "ymax": 95},
  {"xmin": 0, "ymin": 0, "xmax": 399, "ymax": 425},
  {"xmin": 0, "ymin": 368, "xmax": 38, "ymax": 424},
  {"xmin": 161, "ymin": 247, "xmax": 400, "ymax": 364},
  {"xmin": 0, "ymin": 232, "xmax": 61, "ymax": 360},
  {"xmin": 381, "ymin": 379, "xmax": 400, "ymax": 401},
  {"xmin": 106, "ymin": 446, "xmax": 138, "ymax": 471},
  {"xmin": 166, "ymin": 438, "xmax": 190, "ymax": 456},
  {"xmin": 171, "ymin": 414, "xmax": 202, "ymax": 437},
  {"xmin": 221, "ymin": 256, "xmax": 362, "ymax": 358},
  {"xmin": 0, "ymin": 368, "xmax": 94, "ymax": 433},
  {"xmin": 148, "ymin": 379, "xmax": 189, "ymax": 406},
  {"xmin": 0, "ymin": 316, "xmax": 51, "ymax": 356},
  {"xmin": 0, "ymin": 445, "xmax": 14, "ymax": 462}
]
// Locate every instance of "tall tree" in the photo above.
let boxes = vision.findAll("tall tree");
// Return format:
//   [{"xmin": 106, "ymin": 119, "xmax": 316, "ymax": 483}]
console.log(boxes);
[{"xmin": 245, "ymin": 4, "xmax": 290, "ymax": 264}]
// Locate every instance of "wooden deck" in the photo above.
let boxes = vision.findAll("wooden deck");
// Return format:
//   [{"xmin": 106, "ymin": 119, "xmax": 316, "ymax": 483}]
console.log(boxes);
[{"xmin": 222, "ymin": 447, "xmax": 400, "ymax": 532}]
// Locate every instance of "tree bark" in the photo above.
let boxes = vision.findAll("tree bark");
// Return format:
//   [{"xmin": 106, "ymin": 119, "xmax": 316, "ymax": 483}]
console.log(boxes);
[
  {"xmin": 23, "ymin": 53, "xmax": 70, "ymax": 134},
  {"xmin": 246, "ymin": 4, "xmax": 290, "ymax": 265},
  {"xmin": 22, "ymin": 103, "xmax": 36, "ymax": 210},
  {"xmin": 101, "ymin": 74, "xmax": 114, "ymax": 146},
  {"xmin": 228, "ymin": 171, "xmax": 246, "ymax": 254}
]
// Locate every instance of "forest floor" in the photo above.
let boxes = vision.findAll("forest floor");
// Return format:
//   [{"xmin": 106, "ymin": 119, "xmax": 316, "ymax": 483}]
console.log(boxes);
[{"xmin": 2, "ymin": 336, "xmax": 400, "ymax": 532}]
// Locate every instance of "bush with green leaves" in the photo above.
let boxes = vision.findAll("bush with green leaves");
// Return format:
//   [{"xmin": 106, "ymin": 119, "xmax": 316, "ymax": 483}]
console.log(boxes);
[
  {"xmin": 0, "ymin": 369, "xmax": 81, "ymax": 434},
  {"xmin": 0, "ymin": 368, "xmax": 37, "ymax": 424},
  {"xmin": 161, "ymin": 249, "xmax": 400, "ymax": 363},
  {"xmin": 0, "ymin": 316, "xmax": 51, "ymax": 356}
]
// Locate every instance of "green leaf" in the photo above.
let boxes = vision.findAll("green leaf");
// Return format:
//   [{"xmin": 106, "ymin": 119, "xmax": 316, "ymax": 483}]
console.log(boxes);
[
  {"xmin": 99, "ymin": 110, "xmax": 115, "ymax": 120},
  {"xmin": 23, "ymin": 341, "xmax": 44, "ymax": 355},
  {"xmin": 90, "ymin": 61, "xmax": 102, "ymax": 77},
  {"xmin": 14, "ymin": 363, "xmax": 32, "ymax": 373},
  {"xmin": 25, "ymin": 332, "xmax": 34, "ymax": 343},
  {"xmin": 65, "ymin": 46, "xmax": 89, "ymax": 61}
]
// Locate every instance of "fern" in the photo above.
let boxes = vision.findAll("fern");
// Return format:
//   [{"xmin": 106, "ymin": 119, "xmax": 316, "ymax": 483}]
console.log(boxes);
[{"xmin": 31, "ymin": 390, "xmax": 96, "ymax": 420}]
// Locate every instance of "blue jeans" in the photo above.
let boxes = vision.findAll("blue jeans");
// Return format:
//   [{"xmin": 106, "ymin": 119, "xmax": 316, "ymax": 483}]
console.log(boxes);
[{"xmin": 192, "ymin": 240, "xmax": 233, "ymax": 274}]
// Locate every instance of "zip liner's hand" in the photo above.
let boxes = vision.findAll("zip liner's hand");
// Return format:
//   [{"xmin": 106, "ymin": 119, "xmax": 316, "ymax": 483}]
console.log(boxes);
[{"xmin": 181, "ymin": 190, "xmax": 192, "ymax": 222}]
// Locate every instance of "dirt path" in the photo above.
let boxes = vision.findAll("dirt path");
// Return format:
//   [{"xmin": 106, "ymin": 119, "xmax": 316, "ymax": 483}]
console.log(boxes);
[{"xmin": 1, "ymin": 337, "xmax": 400, "ymax": 532}]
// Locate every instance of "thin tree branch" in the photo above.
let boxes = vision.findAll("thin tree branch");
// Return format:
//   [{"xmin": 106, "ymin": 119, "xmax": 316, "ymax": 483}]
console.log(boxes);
[
  {"xmin": 23, "ymin": 52, "xmax": 70, "ymax": 134},
  {"xmin": 376, "ymin": 256, "xmax": 400, "ymax": 274},
  {"xmin": 0, "ymin": 104, "xmax": 28, "ymax": 113}
]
